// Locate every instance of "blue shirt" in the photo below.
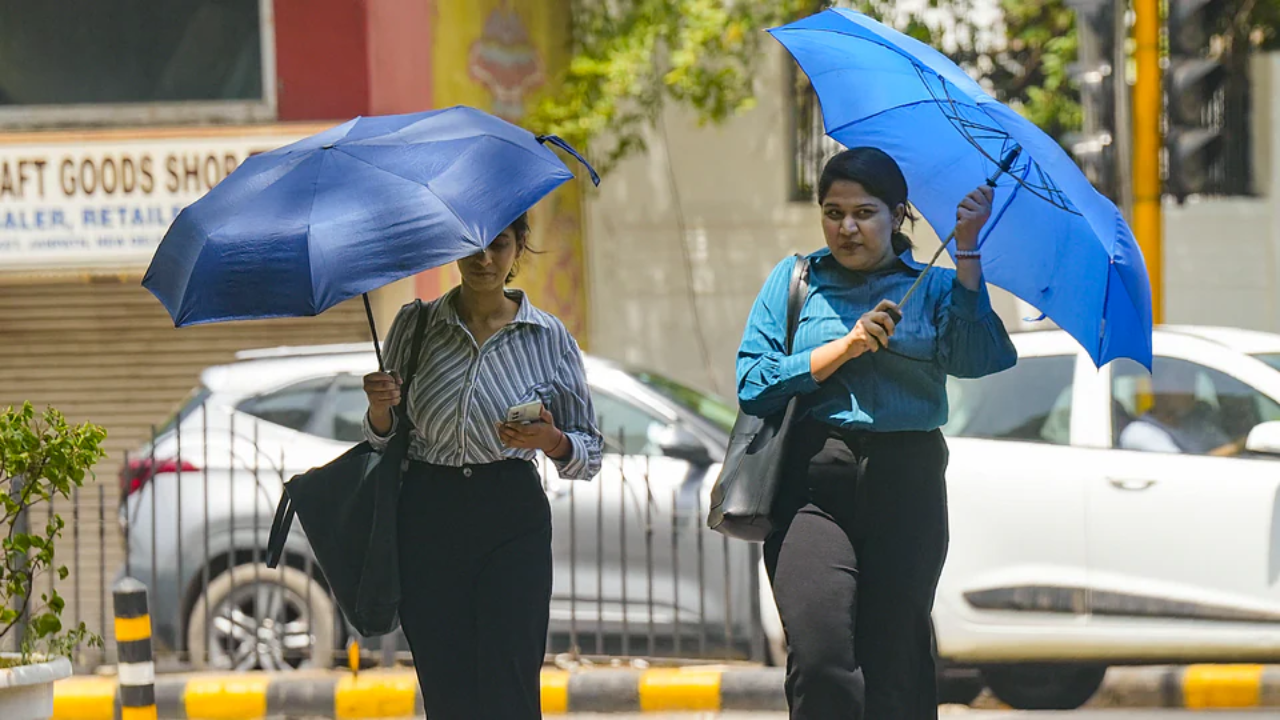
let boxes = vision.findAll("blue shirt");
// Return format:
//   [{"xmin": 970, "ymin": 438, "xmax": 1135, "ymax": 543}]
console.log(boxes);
[{"xmin": 736, "ymin": 249, "xmax": 1018, "ymax": 432}]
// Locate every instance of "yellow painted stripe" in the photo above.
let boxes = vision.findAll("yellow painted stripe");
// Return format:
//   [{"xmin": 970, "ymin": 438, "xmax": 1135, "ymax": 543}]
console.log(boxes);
[
  {"xmin": 113, "ymin": 615, "xmax": 152, "ymax": 643},
  {"xmin": 638, "ymin": 667, "xmax": 722, "ymax": 712},
  {"xmin": 335, "ymin": 671, "xmax": 418, "ymax": 719},
  {"xmin": 540, "ymin": 669, "xmax": 570, "ymax": 714},
  {"xmin": 1183, "ymin": 664, "xmax": 1264, "ymax": 708},
  {"xmin": 120, "ymin": 707, "xmax": 158, "ymax": 720},
  {"xmin": 53, "ymin": 677, "xmax": 116, "ymax": 720},
  {"xmin": 183, "ymin": 674, "xmax": 270, "ymax": 720}
]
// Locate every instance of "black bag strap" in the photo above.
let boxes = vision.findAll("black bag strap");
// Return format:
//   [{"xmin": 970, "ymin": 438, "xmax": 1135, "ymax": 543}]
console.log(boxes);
[
  {"xmin": 266, "ymin": 300, "xmax": 430, "ymax": 569},
  {"xmin": 784, "ymin": 254, "xmax": 810, "ymax": 355},
  {"xmin": 395, "ymin": 299, "xmax": 431, "ymax": 431},
  {"xmin": 265, "ymin": 491, "xmax": 293, "ymax": 569}
]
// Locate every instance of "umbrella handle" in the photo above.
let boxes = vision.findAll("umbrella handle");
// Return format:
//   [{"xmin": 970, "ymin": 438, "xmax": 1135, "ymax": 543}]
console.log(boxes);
[
  {"xmin": 537, "ymin": 135, "xmax": 602, "ymax": 186},
  {"xmin": 895, "ymin": 146, "xmax": 1022, "ymax": 311}
]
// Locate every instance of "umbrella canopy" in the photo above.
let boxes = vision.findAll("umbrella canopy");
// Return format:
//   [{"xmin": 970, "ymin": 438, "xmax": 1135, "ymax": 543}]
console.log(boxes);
[
  {"xmin": 771, "ymin": 9, "xmax": 1152, "ymax": 369},
  {"xmin": 143, "ymin": 105, "xmax": 599, "ymax": 328}
]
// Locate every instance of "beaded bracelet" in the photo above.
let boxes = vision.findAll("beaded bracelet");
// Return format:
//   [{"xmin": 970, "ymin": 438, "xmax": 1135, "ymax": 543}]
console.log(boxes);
[{"xmin": 955, "ymin": 249, "xmax": 981, "ymax": 260}]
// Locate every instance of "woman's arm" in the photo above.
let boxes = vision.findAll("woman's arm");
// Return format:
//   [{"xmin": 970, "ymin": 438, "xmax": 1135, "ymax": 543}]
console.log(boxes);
[
  {"xmin": 361, "ymin": 302, "xmax": 417, "ymax": 449},
  {"xmin": 737, "ymin": 257, "xmax": 821, "ymax": 417},
  {"xmin": 936, "ymin": 276, "xmax": 1018, "ymax": 378}
]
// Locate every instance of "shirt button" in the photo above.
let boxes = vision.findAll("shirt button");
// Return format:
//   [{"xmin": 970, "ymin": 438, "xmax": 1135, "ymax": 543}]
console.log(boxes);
[{"xmin": 462, "ymin": 467, "xmax": 473, "ymax": 478}]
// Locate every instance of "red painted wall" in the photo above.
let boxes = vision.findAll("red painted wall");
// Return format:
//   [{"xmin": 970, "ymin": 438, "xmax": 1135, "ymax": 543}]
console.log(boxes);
[
  {"xmin": 366, "ymin": 0, "xmax": 434, "ymax": 115},
  {"xmin": 274, "ymin": 0, "xmax": 371, "ymax": 121}
]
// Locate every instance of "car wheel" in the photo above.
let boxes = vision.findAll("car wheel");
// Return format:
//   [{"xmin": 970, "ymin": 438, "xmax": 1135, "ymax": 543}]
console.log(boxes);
[
  {"xmin": 983, "ymin": 664, "xmax": 1106, "ymax": 710},
  {"xmin": 937, "ymin": 670, "xmax": 984, "ymax": 706},
  {"xmin": 187, "ymin": 563, "xmax": 335, "ymax": 671}
]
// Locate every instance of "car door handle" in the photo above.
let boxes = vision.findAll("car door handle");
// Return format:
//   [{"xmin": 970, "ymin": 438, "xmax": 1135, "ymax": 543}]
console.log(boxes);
[{"xmin": 1108, "ymin": 477, "xmax": 1157, "ymax": 491}]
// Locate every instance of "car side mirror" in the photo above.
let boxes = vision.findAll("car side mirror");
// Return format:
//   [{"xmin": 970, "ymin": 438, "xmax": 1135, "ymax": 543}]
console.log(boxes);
[
  {"xmin": 653, "ymin": 426, "xmax": 713, "ymax": 466},
  {"xmin": 1245, "ymin": 421, "xmax": 1280, "ymax": 456}
]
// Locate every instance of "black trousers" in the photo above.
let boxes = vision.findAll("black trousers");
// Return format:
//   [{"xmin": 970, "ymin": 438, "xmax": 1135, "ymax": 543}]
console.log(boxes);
[
  {"xmin": 764, "ymin": 423, "xmax": 949, "ymax": 720},
  {"xmin": 397, "ymin": 459, "xmax": 552, "ymax": 720}
]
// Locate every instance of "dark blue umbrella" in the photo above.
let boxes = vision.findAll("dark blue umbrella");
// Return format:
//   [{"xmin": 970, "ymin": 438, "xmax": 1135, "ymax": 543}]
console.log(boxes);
[
  {"xmin": 142, "ymin": 105, "xmax": 598, "ymax": 367},
  {"xmin": 771, "ymin": 9, "xmax": 1153, "ymax": 369}
]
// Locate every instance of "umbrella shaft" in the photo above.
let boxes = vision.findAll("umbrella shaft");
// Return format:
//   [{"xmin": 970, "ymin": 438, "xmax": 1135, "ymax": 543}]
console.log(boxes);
[
  {"xmin": 363, "ymin": 293, "xmax": 385, "ymax": 372},
  {"xmin": 898, "ymin": 229, "xmax": 956, "ymax": 308}
]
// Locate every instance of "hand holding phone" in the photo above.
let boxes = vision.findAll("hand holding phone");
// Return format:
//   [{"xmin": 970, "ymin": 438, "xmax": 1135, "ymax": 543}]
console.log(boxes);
[{"xmin": 505, "ymin": 400, "xmax": 545, "ymax": 425}]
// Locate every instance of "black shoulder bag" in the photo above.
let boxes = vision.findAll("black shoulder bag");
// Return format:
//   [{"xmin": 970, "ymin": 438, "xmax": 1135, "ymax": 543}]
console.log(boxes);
[
  {"xmin": 707, "ymin": 254, "xmax": 810, "ymax": 542},
  {"xmin": 265, "ymin": 300, "xmax": 429, "ymax": 636}
]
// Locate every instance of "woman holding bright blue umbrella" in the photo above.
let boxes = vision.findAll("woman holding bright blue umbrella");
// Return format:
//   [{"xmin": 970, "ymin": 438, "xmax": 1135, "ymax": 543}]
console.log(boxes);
[
  {"xmin": 743, "ymin": 5, "xmax": 1155, "ymax": 716},
  {"xmin": 737, "ymin": 148, "xmax": 1017, "ymax": 718}
]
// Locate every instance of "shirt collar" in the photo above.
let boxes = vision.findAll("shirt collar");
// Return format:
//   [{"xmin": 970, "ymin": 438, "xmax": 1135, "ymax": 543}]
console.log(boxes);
[
  {"xmin": 810, "ymin": 246, "xmax": 925, "ymax": 275},
  {"xmin": 429, "ymin": 286, "xmax": 555, "ymax": 329}
]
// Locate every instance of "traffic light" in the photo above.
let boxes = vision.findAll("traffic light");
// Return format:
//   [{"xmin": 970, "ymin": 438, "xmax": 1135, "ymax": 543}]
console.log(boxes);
[
  {"xmin": 1165, "ymin": 0, "xmax": 1228, "ymax": 198},
  {"xmin": 1066, "ymin": 0, "xmax": 1117, "ymax": 200}
]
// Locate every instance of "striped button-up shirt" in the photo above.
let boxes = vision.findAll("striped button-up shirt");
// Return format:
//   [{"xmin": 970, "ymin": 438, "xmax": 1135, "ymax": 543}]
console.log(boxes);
[{"xmin": 363, "ymin": 288, "xmax": 602, "ymax": 481}]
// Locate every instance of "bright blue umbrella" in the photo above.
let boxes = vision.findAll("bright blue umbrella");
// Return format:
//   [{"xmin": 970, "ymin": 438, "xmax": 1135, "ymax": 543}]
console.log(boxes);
[
  {"xmin": 770, "ymin": 9, "xmax": 1153, "ymax": 369},
  {"xmin": 143, "ymin": 105, "xmax": 598, "ymax": 367}
]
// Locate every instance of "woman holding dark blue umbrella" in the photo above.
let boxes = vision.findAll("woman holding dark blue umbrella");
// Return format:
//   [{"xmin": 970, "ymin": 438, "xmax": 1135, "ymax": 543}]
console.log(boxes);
[
  {"xmin": 738, "ymin": 147, "xmax": 1017, "ymax": 718},
  {"xmin": 362, "ymin": 213, "xmax": 602, "ymax": 720}
]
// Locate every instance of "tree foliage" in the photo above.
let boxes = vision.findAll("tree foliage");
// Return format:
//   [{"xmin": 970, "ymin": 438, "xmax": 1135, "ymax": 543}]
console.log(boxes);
[{"xmin": 532, "ymin": 0, "xmax": 1280, "ymax": 174}]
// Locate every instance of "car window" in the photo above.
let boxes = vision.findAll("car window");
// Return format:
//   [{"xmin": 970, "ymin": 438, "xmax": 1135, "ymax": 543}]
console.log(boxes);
[
  {"xmin": 1255, "ymin": 353, "xmax": 1280, "ymax": 373},
  {"xmin": 592, "ymin": 391, "xmax": 669, "ymax": 456},
  {"xmin": 1113, "ymin": 357, "xmax": 1280, "ymax": 455},
  {"xmin": 943, "ymin": 355, "xmax": 1075, "ymax": 445},
  {"xmin": 630, "ymin": 370, "xmax": 736, "ymax": 433},
  {"xmin": 236, "ymin": 377, "xmax": 332, "ymax": 433},
  {"xmin": 326, "ymin": 376, "xmax": 370, "ymax": 443}
]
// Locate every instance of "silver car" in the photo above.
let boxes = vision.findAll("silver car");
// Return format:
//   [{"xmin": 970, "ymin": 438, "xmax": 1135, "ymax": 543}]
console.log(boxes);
[{"xmin": 117, "ymin": 343, "xmax": 771, "ymax": 670}]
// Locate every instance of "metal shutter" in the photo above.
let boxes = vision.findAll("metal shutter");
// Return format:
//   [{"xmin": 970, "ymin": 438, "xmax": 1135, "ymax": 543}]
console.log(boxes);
[{"xmin": 0, "ymin": 278, "xmax": 370, "ymax": 657}]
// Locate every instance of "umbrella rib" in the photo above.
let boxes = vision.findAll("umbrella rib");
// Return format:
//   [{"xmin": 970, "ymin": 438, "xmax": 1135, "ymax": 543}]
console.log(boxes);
[
  {"xmin": 778, "ymin": 26, "xmax": 991, "ymax": 102},
  {"xmin": 821, "ymin": 98, "xmax": 959, "ymax": 139},
  {"xmin": 329, "ymin": 148, "xmax": 478, "ymax": 247}
]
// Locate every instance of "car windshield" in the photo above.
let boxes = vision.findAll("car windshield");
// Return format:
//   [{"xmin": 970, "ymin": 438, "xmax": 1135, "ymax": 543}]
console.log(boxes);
[
  {"xmin": 629, "ymin": 371, "xmax": 736, "ymax": 433},
  {"xmin": 156, "ymin": 385, "xmax": 213, "ymax": 438},
  {"xmin": 1255, "ymin": 353, "xmax": 1280, "ymax": 373}
]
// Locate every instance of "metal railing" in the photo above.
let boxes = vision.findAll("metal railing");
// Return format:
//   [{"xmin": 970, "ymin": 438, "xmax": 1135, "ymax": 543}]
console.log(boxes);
[{"xmin": 41, "ymin": 403, "xmax": 770, "ymax": 672}]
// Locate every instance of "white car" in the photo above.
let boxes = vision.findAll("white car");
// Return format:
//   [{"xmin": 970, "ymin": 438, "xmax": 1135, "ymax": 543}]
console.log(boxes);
[
  {"xmin": 119, "ymin": 346, "xmax": 764, "ymax": 671},
  {"xmin": 933, "ymin": 325, "xmax": 1280, "ymax": 709}
]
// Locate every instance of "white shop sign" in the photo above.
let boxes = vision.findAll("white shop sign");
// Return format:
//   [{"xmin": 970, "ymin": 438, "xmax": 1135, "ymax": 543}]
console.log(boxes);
[{"xmin": 0, "ymin": 131, "xmax": 309, "ymax": 271}]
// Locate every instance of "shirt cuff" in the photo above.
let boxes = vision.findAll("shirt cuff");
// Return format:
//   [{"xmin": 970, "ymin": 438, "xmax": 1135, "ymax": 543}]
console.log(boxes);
[
  {"xmin": 551, "ymin": 431, "xmax": 590, "ymax": 480},
  {"xmin": 950, "ymin": 278, "xmax": 994, "ymax": 322},
  {"xmin": 363, "ymin": 410, "xmax": 398, "ymax": 452},
  {"xmin": 779, "ymin": 349, "xmax": 820, "ymax": 393}
]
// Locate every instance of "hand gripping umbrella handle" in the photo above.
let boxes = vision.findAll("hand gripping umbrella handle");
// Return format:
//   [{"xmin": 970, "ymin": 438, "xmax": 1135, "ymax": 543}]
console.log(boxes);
[{"xmin": 893, "ymin": 146, "xmax": 1022, "ymax": 318}]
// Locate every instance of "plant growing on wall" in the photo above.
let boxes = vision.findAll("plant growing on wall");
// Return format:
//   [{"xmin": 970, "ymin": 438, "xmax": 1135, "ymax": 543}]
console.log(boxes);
[{"xmin": 0, "ymin": 402, "xmax": 105, "ymax": 666}]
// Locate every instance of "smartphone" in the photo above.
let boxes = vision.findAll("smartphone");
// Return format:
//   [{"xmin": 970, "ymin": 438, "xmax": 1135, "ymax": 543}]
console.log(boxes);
[{"xmin": 505, "ymin": 400, "xmax": 544, "ymax": 425}]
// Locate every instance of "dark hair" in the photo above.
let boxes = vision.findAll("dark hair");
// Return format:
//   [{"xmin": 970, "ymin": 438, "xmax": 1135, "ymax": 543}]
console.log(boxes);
[
  {"xmin": 817, "ymin": 147, "xmax": 917, "ymax": 254},
  {"xmin": 505, "ymin": 212, "xmax": 539, "ymax": 283}
]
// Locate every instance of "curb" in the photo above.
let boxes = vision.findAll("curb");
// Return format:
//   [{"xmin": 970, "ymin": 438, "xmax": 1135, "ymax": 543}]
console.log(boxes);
[
  {"xmin": 1092, "ymin": 664, "xmax": 1280, "ymax": 709},
  {"xmin": 52, "ymin": 667, "xmax": 787, "ymax": 719},
  {"xmin": 50, "ymin": 664, "xmax": 1280, "ymax": 718}
]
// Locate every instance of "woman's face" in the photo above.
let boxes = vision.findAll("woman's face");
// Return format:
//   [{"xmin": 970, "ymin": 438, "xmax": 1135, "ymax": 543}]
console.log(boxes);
[
  {"xmin": 821, "ymin": 180, "xmax": 905, "ymax": 272},
  {"xmin": 457, "ymin": 226, "xmax": 523, "ymax": 292}
]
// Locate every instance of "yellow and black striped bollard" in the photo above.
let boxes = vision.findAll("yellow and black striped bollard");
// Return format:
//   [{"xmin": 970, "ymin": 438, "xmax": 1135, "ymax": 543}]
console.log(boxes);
[{"xmin": 113, "ymin": 577, "xmax": 157, "ymax": 720}]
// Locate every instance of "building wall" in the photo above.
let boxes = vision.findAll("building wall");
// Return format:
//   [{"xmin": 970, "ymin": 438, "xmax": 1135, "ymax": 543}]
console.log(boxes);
[{"xmin": 1161, "ymin": 54, "xmax": 1280, "ymax": 334}]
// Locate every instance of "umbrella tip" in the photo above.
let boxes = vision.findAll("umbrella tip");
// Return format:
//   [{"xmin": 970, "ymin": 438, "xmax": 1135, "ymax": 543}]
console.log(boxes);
[{"xmin": 322, "ymin": 143, "xmax": 335, "ymax": 150}]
